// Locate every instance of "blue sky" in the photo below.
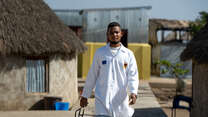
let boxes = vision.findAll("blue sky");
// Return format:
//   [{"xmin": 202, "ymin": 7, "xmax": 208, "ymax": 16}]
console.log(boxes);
[{"xmin": 44, "ymin": 0, "xmax": 208, "ymax": 21}]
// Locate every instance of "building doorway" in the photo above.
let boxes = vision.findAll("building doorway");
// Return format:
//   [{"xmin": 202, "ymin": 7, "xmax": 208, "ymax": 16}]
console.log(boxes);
[
  {"xmin": 69, "ymin": 26, "xmax": 82, "ymax": 40},
  {"xmin": 121, "ymin": 29, "xmax": 128, "ymax": 47}
]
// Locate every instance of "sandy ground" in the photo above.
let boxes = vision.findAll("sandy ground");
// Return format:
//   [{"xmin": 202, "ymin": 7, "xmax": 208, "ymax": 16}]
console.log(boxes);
[{"xmin": 149, "ymin": 77, "xmax": 192, "ymax": 117}]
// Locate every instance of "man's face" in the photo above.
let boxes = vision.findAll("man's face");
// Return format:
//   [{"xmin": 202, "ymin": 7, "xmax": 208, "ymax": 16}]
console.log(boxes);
[{"xmin": 107, "ymin": 26, "xmax": 123, "ymax": 44}]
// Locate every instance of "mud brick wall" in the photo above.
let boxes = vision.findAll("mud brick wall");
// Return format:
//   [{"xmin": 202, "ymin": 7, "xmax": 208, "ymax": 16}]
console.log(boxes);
[{"xmin": 0, "ymin": 55, "xmax": 78, "ymax": 110}]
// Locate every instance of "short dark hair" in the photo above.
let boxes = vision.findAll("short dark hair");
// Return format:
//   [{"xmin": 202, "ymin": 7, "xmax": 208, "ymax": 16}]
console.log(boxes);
[{"xmin": 107, "ymin": 22, "xmax": 121, "ymax": 32}]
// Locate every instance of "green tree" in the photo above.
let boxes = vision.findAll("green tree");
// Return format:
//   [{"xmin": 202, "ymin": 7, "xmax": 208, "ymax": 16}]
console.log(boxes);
[
  {"xmin": 190, "ymin": 11, "xmax": 208, "ymax": 36},
  {"xmin": 156, "ymin": 60, "xmax": 189, "ymax": 94}
]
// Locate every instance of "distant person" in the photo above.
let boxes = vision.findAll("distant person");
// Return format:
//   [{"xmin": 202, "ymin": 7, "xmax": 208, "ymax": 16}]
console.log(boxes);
[{"xmin": 80, "ymin": 22, "xmax": 139, "ymax": 117}]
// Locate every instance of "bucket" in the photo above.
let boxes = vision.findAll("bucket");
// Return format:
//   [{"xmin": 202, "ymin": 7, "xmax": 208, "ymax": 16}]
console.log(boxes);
[{"xmin": 54, "ymin": 102, "xmax": 70, "ymax": 111}]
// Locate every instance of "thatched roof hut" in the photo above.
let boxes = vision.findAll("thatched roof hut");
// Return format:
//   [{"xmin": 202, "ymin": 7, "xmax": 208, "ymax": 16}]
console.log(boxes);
[
  {"xmin": 0, "ymin": 0, "xmax": 86, "ymax": 110},
  {"xmin": 149, "ymin": 18, "xmax": 191, "ymax": 46},
  {"xmin": 181, "ymin": 23, "xmax": 208, "ymax": 63},
  {"xmin": 0, "ymin": 0, "xmax": 86, "ymax": 57},
  {"xmin": 149, "ymin": 18, "xmax": 191, "ymax": 76},
  {"xmin": 180, "ymin": 23, "xmax": 208, "ymax": 117}
]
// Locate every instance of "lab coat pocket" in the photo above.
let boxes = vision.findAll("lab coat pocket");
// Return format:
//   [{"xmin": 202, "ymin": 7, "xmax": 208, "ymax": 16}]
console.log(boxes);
[
  {"xmin": 98, "ymin": 57, "xmax": 111, "ymax": 82},
  {"xmin": 100, "ymin": 56, "xmax": 111, "ymax": 71}
]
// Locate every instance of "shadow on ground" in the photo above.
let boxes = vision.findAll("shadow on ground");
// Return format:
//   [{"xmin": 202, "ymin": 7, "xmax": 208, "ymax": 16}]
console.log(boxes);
[
  {"xmin": 81, "ymin": 108, "xmax": 167, "ymax": 117},
  {"xmin": 133, "ymin": 107, "xmax": 167, "ymax": 117}
]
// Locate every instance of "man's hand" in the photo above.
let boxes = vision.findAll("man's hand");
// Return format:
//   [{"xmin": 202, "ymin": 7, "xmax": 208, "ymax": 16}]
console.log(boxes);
[
  {"xmin": 80, "ymin": 96, "xmax": 88, "ymax": 107},
  {"xmin": 129, "ymin": 93, "xmax": 137, "ymax": 105}
]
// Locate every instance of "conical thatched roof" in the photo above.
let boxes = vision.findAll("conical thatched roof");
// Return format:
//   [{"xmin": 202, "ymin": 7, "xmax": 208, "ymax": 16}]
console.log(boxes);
[
  {"xmin": 180, "ymin": 23, "xmax": 208, "ymax": 63},
  {"xmin": 0, "ymin": 0, "xmax": 86, "ymax": 56}
]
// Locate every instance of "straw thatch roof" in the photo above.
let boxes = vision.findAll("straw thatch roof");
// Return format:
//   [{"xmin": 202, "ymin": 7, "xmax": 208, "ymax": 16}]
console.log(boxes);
[
  {"xmin": 149, "ymin": 18, "xmax": 191, "ymax": 30},
  {"xmin": 180, "ymin": 23, "xmax": 208, "ymax": 63},
  {"xmin": 0, "ymin": 0, "xmax": 86, "ymax": 56}
]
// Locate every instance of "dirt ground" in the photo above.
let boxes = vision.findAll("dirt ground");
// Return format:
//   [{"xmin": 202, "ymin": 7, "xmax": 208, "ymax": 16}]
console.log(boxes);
[{"xmin": 149, "ymin": 77, "xmax": 192, "ymax": 117}]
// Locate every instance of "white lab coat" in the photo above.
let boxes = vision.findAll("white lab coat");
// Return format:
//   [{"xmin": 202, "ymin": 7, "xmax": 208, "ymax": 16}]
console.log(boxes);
[{"xmin": 82, "ymin": 43, "xmax": 139, "ymax": 117}]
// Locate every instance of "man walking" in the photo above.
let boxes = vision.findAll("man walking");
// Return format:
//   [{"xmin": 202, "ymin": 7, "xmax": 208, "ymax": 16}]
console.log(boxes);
[{"xmin": 80, "ymin": 22, "xmax": 139, "ymax": 117}]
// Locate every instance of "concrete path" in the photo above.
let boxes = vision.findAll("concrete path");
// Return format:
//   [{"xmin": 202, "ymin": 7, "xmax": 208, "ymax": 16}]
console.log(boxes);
[
  {"xmin": 132, "ymin": 80, "xmax": 167, "ymax": 117},
  {"xmin": 0, "ymin": 80, "xmax": 167, "ymax": 117}
]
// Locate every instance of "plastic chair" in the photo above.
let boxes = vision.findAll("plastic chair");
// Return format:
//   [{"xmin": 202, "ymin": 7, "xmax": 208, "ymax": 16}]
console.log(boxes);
[{"xmin": 171, "ymin": 95, "xmax": 192, "ymax": 117}]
